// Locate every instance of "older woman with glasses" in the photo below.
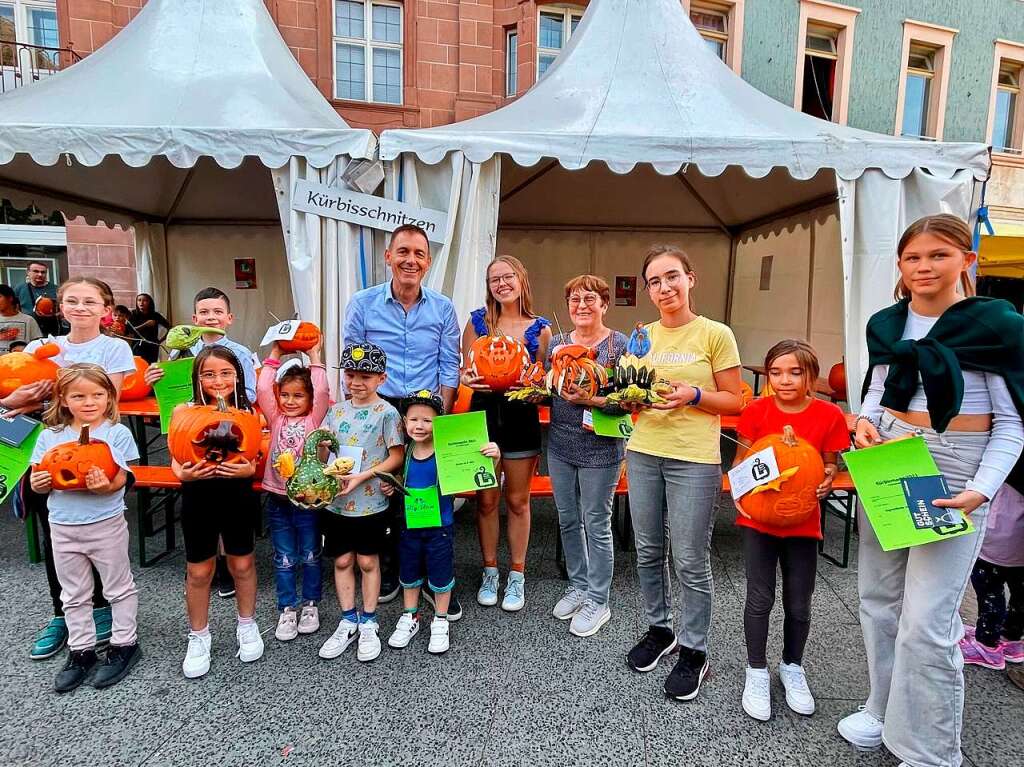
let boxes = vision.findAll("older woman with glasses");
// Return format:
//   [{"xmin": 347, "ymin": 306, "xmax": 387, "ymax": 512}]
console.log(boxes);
[{"xmin": 547, "ymin": 275, "xmax": 629, "ymax": 638}]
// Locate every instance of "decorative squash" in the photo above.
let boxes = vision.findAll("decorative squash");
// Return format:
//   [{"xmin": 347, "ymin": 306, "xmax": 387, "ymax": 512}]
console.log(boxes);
[
  {"xmin": 828, "ymin": 361, "xmax": 846, "ymax": 400},
  {"xmin": 0, "ymin": 343, "xmax": 61, "ymax": 396},
  {"xmin": 119, "ymin": 357, "xmax": 152, "ymax": 401},
  {"xmin": 738, "ymin": 425, "xmax": 824, "ymax": 529},
  {"xmin": 507, "ymin": 361, "xmax": 549, "ymax": 401},
  {"xmin": 37, "ymin": 425, "xmax": 118, "ymax": 491},
  {"xmin": 468, "ymin": 334, "xmax": 530, "ymax": 392},
  {"xmin": 278, "ymin": 321, "xmax": 321, "ymax": 353},
  {"xmin": 286, "ymin": 428, "xmax": 342, "ymax": 509},
  {"xmin": 740, "ymin": 381, "xmax": 754, "ymax": 408},
  {"xmin": 168, "ymin": 397, "xmax": 263, "ymax": 466},
  {"xmin": 546, "ymin": 344, "xmax": 609, "ymax": 399},
  {"xmin": 34, "ymin": 295, "xmax": 56, "ymax": 317},
  {"xmin": 451, "ymin": 384, "xmax": 474, "ymax": 414}
]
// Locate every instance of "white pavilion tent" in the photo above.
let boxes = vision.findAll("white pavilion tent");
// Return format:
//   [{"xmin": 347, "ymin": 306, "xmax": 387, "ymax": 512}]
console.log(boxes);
[
  {"xmin": 380, "ymin": 0, "xmax": 990, "ymax": 403},
  {"xmin": 0, "ymin": 0, "xmax": 376, "ymax": 378}
]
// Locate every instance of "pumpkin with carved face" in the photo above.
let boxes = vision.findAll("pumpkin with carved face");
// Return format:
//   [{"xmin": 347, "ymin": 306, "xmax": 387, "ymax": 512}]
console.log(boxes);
[
  {"xmin": 168, "ymin": 397, "xmax": 263, "ymax": 466},
  {"xmin": 37, "ymin": 425, "xmax": 119, "ymax": 491},
  {"xmin": 738, "ymin": 425, "xmax": 824, "ymax": 528},
  {"xmin": 0, "ymin": 342, "xmax": 61, "ymax": 396},
  {"xmin": 468, "ymin": 334, "xmax": 530, "ymax": 392},
  {"xmin": 546, "ymin": 344, "xmax": 609, "ymax": 399},
  {"xmin": 278, "ymin": 322, "xmax": 321, "ymax": 353},
  {"xmin": 119, "ymin": 357, "xmax": 152, "ymax": 401}
]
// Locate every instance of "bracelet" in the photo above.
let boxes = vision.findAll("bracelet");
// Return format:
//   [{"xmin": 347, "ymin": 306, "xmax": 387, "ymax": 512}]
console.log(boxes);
[
  {"xmin": 262, "ymin": 357, "xmax": 282, "ymax": 368},
  {"xmin": 689, "ymin": 386, "xmax": 702, "ymax": 407},
  {"xmin": 854, "ymin": 414, "xmax": 877, "ymax": 428}
]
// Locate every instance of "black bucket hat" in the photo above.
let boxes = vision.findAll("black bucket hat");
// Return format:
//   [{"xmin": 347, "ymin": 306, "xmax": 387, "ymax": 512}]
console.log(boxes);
[{"xmin": 340, "ymin": 342, "xmax": 387, "ymax": 373}]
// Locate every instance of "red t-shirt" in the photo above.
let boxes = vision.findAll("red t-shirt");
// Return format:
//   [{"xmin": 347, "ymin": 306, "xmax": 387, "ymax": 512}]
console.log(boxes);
[{"xmin": 735, "ymin": 397, "xmax": 850, "ymax": 539}]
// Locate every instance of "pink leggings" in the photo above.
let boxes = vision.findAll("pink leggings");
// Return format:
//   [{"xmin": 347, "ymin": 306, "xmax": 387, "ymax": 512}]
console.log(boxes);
[{"xmin": 50, "ymin": 514, "xmax": 139, "ymax": 651}]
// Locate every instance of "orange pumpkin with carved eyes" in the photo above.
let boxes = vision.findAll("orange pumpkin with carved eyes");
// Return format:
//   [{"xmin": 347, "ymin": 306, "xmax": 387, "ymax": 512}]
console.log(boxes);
[
  {"xmin": 278, "ymin": 322, "xmax": 321, "ymax": 353},
  {"xmin": 37, "ymin": 425, "xmax": 119, "ymax": 491},
  {"xmin": 468, "ymin": 335, "xmax": 530, "ymax": 392},
  {"xmin": 738, "ymin": 425, "xmax": 824, "ymax": 528},
  {"xmin": 168, "ymin": 397, "xmax": 263, "ymax": 466}
]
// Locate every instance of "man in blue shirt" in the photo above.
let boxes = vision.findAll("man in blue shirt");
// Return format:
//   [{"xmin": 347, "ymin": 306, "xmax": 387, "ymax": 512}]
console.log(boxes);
[{"xmin": 343, "ymin": 224, "xmax": 462, "ymax": 609}]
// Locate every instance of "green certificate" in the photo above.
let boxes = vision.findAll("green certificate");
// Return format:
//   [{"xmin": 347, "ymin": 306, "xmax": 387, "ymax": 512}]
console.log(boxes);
[
  {"xmin": 843, "ymin": 436, "xmax": 975, "ymax": 551},
  {"xmin": 432, "ymin": 412, "xmax": 497, "ymax": 495},
  {"xmin": 152, "ymin": 358, "xmax": 196, "ymax": 433},
  {"xmin": 591, "ymin": 409, "xmax": 633, "ymax": 438},
  {"xmin": 404, "ymin": 485, "xmax": 443, "ymax": 529},
  {"xmin": 0, "ymin": 422, "xmax": 42, "ymax": 503}
]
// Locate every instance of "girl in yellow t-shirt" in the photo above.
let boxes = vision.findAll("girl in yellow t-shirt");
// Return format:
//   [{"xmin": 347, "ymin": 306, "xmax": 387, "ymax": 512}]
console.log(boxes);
[{"xmin": 624, "ymin": 245, "xmax": 743, "ymax": 703}]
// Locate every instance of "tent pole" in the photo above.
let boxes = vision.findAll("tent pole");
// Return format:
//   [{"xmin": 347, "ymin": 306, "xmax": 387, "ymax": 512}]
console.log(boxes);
[
  {"xmin": 675, "ymin": 171, "xmax": 730, "ymax": 236},
  {"xmin": 164, "ymin": 166, "xmax": 198, "ymax": 226},
  {"xmin": 725, "ymin": 234, "xmax": 737, "ymax": 325},
  {"xmin": 500, "ymin": 160, "xmax": 558, "ymax": 203}
]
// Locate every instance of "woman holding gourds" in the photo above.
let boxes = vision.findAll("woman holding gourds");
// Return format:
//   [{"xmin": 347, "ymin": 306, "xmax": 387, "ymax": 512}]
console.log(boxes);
[
  {"xmin": 624, "ymin": 245, "xmax": 743, "ymax": 702},
  {"xmin": 838, "ymin": 214, "xmax": 1024, "ymax": 767},
  {"xmin": 460, "ymin": 255, "xmax": 551, "ymax": 613}
]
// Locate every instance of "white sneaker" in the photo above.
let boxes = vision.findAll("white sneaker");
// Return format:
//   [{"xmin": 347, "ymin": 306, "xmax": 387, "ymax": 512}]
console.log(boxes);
[
  {"xmin": 318, "ymin": 618, "xmax": 358, "ymax": 659},
  {"xmin": 182, "ymin": 630, "xmax": 212, "ymax": 679},
  {"xmin": 428, "ymin": 617, "xmax": 450, "ymax": 654},
  {"xmin": 357, "ymin": 620, "xmax": 381, "ymax": 662},
  {"xmin": 275, "ymin": 608, "xmax": 298, "ymax": 641},
  {"xmin": 837, "ymin": 705, "xmax": 884, "ymax": 750},
  {"xmin": 236, "ymin": 620, "xmax": 264, "ymax": 663},
  {"xmin": 779, "ymin": 661, "xmax": 815, "ymax": 715},
  {"xmin": 388, "ymin": 613, "xmax": 420, "ymax": 649},
  {"xmin": 477, "ymin": 567, "xmax": 500, "ymax": 606},
  {"xmin": 742, "ymin": 666, "xmax": 771, "ymax": 721},
  {"xmin": 297, "ymin": 602, "xmax": 320, "ymax": 634},
  {"xmin": 569, "ymin": 600, "xmax": 611, "ymax": 637},
  {"xmin": 501, "ymin": 571, "xmax": 525, "ymax": 612},
  {"xmin": 552, "ymin": 586, "xmax": 586, "ymax": 620}
]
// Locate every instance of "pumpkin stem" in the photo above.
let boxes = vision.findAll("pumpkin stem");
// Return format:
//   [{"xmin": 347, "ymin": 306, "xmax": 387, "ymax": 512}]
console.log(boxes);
[
  {"xmin": 215, "ymin": 396, "xmax": 229, "ymax": 413},
  {"xmin": 79, "ymin": 425, "xmax": 90, "ymax": 445},
  {"xmin": 781, "ymin": 424, "xmax": 798, "ymax": 447}
]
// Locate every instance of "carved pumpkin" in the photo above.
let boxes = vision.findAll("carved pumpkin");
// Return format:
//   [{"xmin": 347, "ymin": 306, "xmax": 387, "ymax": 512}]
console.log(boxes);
[
  {"xmin": 0, "ymin": 342, "xmax": 61, "ymax": 396},
  {"xmin": 119, "ymin": 357, "xmax": 152, "ymax": 401},
  {"xmin": 738, "ymin": 425, "xmax": 824, "ymax": 529},
  {"xmin": 278, "ymin": 321, "xmax": 321, "ymax": 353},
  {"xmin": 37, "ymin": 425, "xmax": 119, "ymax": 491},
  {"xmin": 468, "ymin": 334, "xmax": 530, "ymax": 392},
  {"xmin": 34, "ymin": 295, "xmax": 56, "ymax": 317},
  {"xmin": 546, "ymin": 344, "xmax": 609, "ymax": 399},
  {"xmin": 168, "ymin": 397, "xmax": 263, "ymax": 466},
  {"xmin": 828, "ymin": 361, "xmax": 846, "ymax": 400},
  {"xmin": 254, "ymin": 433, "xmax": 272, "ymax": 477},
  {"xmin": 740, "ymin": 381, "xmax": 754, "ymax": 408}
]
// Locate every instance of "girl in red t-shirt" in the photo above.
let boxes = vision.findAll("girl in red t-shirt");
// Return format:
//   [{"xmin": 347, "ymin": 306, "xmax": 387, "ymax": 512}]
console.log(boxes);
[{"xmin": 733, "ymin": 339, "xmax": 850, "ymax": 723}]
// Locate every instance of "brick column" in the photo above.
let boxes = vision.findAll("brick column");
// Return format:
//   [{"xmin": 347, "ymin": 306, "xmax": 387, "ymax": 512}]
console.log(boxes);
[{"xmin": 455, "ymin": 0, "xmax": 497, "ymax": 120}]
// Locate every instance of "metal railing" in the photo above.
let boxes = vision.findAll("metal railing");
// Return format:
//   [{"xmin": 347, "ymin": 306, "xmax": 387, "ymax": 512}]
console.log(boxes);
[{"xmin": 0, "ymin": 40, "xmax": 81, "ymax": 94}]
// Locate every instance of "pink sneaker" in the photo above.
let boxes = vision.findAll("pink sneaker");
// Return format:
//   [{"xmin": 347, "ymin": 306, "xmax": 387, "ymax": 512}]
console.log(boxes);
[
  {"xmin": 999, "ymin": 638, "xmax": 1024, "ymax": 664},
  {"xmin": 962, "ymin": 624, "xmax": 975, "ymax": 641},
  {"xmin": 959, "ymin": 635, "xmax": 1005, "ymax": 670}
]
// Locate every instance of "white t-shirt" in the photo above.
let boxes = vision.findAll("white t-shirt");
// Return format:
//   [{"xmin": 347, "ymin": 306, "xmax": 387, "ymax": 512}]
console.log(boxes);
[
  {"xmin": 26, "ymin": 334, "xmax": 135, "ymax": 376},
  {"xmin": 30, "ymin": 420, "xmax": 139, "ymax": 525},
  {"xmin": 0, "ymin": 312, "xmax": 42, "ymax": 353}
]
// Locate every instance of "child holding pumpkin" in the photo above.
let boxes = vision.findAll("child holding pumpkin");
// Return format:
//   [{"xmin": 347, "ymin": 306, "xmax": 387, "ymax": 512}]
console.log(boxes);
[
  {"xmin": 171, "ymin": 345, "xmax": 263, "ymax": 679},
  {"xmin": 733, "ymin": 339, "xmax": 849, "ymax": 722},
  {"xmin": 256, "ymin": 340, "xmax": 331, "ymax": 642},
  {"xmin": 29, "ymin": 364, "xmax": 141, "ymax": 692}
]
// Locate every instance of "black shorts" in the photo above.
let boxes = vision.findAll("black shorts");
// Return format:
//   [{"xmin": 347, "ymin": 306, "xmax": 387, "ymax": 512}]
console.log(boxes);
[
  {"xmin": 180, "ymin": 478, "xmax": 259, "ymax": 563},
  {"xmin": 470, "ymin": 392, "xmax": 541, "ymax": 459},
  {"xmin": 321, "ymin": 510, "xmax": 391, "ymax": 558}
]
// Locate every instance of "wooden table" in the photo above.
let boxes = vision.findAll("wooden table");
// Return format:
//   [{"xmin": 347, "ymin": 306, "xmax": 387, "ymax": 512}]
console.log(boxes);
[{"xmin": 743, "ymin": 364, "xmax": 845, "ymax": 402}]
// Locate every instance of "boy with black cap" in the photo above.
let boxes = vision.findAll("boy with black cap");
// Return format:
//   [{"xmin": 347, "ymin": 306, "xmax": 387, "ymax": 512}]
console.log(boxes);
[
  {"xmin": 317, "ymin": 342, "xmax": 404, "ymax": 663},
  {"xmin": 385, "ymin": 390, "xmax": 499, "ymax": 655}
]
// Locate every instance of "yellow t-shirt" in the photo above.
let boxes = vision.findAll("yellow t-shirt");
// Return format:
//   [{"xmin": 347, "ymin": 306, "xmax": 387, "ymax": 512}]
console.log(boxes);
[{"xmin": 626, "ymin": 317, "xmax": 741, "ymax": 464}]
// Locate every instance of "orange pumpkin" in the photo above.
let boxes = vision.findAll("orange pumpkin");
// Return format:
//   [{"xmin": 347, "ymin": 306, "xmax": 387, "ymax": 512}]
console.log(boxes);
[
  {"xmin": 828, "ymin": 360, "xmax": 846, "ymax": 399},
  {"xmin": 547, "ymin": 344, "xmax": 608, "ymax": 398},
  {"xmin": 451, "ymin": 384, "xmax": 474, "ymax": 414},
  {"xmin": 468, "ymin": 334, "xmax": 530, "ymax": 392},
  {"xmin": 278, "ymin": 321, "xmax": 321, "ymax": 353},
  {"xmin": 740, "ymin": 381, "xmax": 754, "ymax": 408},
  {"xmin": 0, "ymin": 343, "xmax": 61, "ymax": 396},
  {"xmin": 254, "ymin": 432, "xmax": 272, "ymax": 478},
  {"xmin": 168, "ymin": 397, "xmax": 264, "ymax": 466},
  {"xmin": 37, "ymin": 425, "xmax": 119, "ymax": 491},
  {"xmin": 738, "ymin": 425, "xmax": 824, "ymax": 529},
  {"xmin": 119, "ymin": 357, "xmax": 152, "ymax": 401},
  {"xmin": 34, "ymin": 295, "xmax": 56, "ymax": 317}
]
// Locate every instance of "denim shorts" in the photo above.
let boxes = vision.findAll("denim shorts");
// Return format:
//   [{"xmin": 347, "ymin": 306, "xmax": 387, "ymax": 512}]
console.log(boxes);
[{"xmin": 398, "ymin": 525, "xmax": 455, "ymax": 592}]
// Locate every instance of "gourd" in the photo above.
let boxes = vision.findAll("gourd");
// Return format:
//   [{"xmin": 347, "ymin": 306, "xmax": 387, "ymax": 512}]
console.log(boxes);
[
  {"xmin": 467, "ymin": 335, "xmax": 530, "ymax": 392},
  {"xmin": 286, "ymin": 429, "xmax": 347, "ymax": 509},
  {"xmin": 278, "ymin": 322, "xmax": 321, "ymax": 353},
  {"xmin": 606, "ymin": 323, "xmax": 669, "ymax": 406},
  {"xmin": 167, "ymin": 397, "xmax": 263, "ymax": 466},
  {"xmin": 37, "ymin": 425, "xmax": 118, "ymax": 491},
  {"xmin": 119, "ymin": 357, "xmax": 152, "ymax": 401},
  {"xmin": 738, "ymin": 425, "xmax": 824, "ymax": 528},
  {"xmin": 0, "ymin": 343, "xmax": 61, "ymax": 396},
  {"xmin": 546, "ymin": 344, "xmax": 609, "ymax": 399}
]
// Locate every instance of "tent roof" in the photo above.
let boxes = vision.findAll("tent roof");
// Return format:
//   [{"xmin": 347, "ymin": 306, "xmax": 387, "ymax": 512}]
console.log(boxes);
[{"xmin": 381, "ymin": 0, "xmax": 989, "ymax": 182}]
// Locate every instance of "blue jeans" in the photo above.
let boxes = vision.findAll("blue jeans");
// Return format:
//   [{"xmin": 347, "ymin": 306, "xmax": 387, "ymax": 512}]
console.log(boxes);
[
  {"xmin": 266, "ymin": 494, "xmax": 323, "ymax": 611},
  {"xmin": 626, "ymin": 450, "xmax": 721, "ymax": 653}
]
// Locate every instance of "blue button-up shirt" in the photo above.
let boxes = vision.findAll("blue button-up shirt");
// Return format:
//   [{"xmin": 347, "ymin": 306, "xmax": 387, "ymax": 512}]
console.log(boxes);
[{"xmin": 343, "ymin": 282, "xmax": 461, "ymax": 400}]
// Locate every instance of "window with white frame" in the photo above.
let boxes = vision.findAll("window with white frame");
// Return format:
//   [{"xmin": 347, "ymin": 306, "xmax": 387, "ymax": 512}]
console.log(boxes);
[
  {"xmin": 902, "ymin": 43, "xmax": 936, "ymax": 139},
  {"xmin": 690, "ymin": 4, "xmax": 728, "ymax": 60},
  {"xmin": 895, "ymin": 21, "xmax": 956, "ymax": 142},
  {"xmin": 0, "ymin": 0, "xmax": 59, "ymax": 69},
  {"xmin": 333, "ymin": 0, "xmax": 402, "ymax": 105},
  {"xmin": 506, "ymin": 28, "xmax": 518, "ymax": 96},
  {"xmin": 537, "ymin": 5, "xmax": 583, "ymax": 79},
  {"xmin": 993, "ymin": 59, "xmax": 1021, "ymax": 153}
]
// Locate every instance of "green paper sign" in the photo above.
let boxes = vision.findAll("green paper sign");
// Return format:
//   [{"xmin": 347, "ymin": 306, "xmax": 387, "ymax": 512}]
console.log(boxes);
[
  {"xmin": 843, "ymin": 436, "xmax": 975, "ymax": 551},
  {"xmin": 0, "ymin": 423, "xmax": 42, "ymax": 503},
  {"xmin": 591, "ymin": 409, "xmax": 633, "ymax": 438},
  {"xmin": 432, "ymin": 412, "xmax": 497, "ymax": 495},
  {"xmin": 404, "ymin": 485, "xmax": 443, "ymax": 529},
  {"xmin": 152, "ymin": 358, "xmax": 196, "ymax": 433}
]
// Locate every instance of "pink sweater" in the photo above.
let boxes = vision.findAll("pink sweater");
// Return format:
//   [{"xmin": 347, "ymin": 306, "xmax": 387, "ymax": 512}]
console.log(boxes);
[{"xmin": 256, "ymin": 362, "xmax": 331, "ymax": 496}]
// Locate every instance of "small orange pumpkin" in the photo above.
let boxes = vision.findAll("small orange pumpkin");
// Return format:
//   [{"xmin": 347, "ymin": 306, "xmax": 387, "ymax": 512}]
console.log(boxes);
[
  {"xmin": 0, "ymin": 342, "xmax": 61, "ymax": 396},
  {"xmin": 468, "ymin": 334, "xmax": 530, "ymax": 392},
  {"xmin": 119, "ymin": 356, "xmax": 152, "ymax": 401},
  {"xmin": 828, "ymin": 360, "xmax": 846, "ymax": 400},
  {"xmin": 34, "ymin": 295, "xmax": 56, "ymax": 317},
  {"xmin": 278, "ymin": 322, "xmax": 321, "ymax": 353},
  {"xmin": 740, "ymin": 381, "xmax": 754, "ymax": 408},
  {"xmin": 37, "ymin": 425, "xmax": 119, "ymax": 491},
  {"xmin": 738, "ymin": 425, "xmax": 824, "ymax": 529},
  {"xmin": 168, "ymin": 397, "xmax": 263, "ymax": 466}
]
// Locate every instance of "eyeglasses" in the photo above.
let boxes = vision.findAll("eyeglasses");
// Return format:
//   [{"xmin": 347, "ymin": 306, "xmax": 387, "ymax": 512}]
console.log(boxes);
[
  {"xmin": 645, "ymin": 272, "xmax": 686, "ymax": 292},
  {"xmin": 567, "ymin": 294, "xmax": 600, "ymax": 307},
  {"xmin": 61, "ymin": 298, "xmax": 104, "ymax": 309},
  {"xmin": 488, "ymin": 273, "xmax": 518, "ymax": 287},
  {"xmin": 199, "ymin": 371, "xmax": 237, "ymax": 382}
]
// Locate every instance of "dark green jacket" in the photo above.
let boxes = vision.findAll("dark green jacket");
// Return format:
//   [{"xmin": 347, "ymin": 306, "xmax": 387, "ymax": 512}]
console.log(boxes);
[{"xmin": 863, "ymin": 296, "xmax": 1024, "ymax": 493}]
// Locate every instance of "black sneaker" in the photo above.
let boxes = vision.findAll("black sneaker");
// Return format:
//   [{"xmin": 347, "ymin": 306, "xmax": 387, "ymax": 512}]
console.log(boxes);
[
  {"xmin": 664, "ymin": 646, "xmax": 709, "ymax": 701},
  {"xmin": 92, "ymin": 643, "xmax": 142, "ymax": 689},
  {"xmin": 216, "ymin": 557, "xmax": 235, "ymax": 599},
  {"xmin": 54, "ymin": 649, "xmax": 98, "ymax": 693},
  {"xmin": 378, "ymin": 579, "xmax": 401, "ymax": 604},
  {"xmin": 422, "ymin": 586, "xmax": 463, "ymax": 622},
  {"xmin": 627, "ymin": 627, "xmax": 677, "ymax": 672}
]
